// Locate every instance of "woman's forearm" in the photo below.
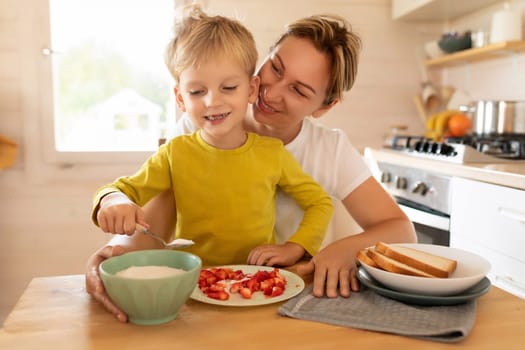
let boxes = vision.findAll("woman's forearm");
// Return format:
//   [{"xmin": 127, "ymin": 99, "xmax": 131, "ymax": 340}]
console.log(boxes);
[{"xmin": 335, "ymin": 217, "xmax": 416, "ymax": 259}]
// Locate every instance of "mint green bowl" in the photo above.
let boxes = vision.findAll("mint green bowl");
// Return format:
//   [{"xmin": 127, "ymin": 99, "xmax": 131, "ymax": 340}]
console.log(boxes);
[{"xmin": 99, "ymin": 250, "xmax": 201, "ymax": 325}]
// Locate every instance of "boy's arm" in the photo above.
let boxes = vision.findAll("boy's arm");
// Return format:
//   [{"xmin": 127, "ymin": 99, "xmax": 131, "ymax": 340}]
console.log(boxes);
[
  {"xmin": 91, "ymin": 143, "xmax": 174, "ymax": 233},
  {"xmin": 277, "ymin": 148, "xmax": 334, "ymax": 257}
]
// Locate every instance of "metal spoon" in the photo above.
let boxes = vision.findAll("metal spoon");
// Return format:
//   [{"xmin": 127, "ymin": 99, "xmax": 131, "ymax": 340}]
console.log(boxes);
[{"xmin": 135, "ymin": 224, "xmax": 194, "ymax": 249}]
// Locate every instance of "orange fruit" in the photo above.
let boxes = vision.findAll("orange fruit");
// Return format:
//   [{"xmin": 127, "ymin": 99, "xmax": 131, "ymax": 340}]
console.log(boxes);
[{"xmin": 447, "ymin": 113, "xmax": 472, "ymax": 137}]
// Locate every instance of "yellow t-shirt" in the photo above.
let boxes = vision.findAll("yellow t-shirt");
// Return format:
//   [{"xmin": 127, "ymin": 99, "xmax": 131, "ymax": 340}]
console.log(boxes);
[{"xmin": 93, "ymin": 131, "xmax": 333, "ymax": 266}]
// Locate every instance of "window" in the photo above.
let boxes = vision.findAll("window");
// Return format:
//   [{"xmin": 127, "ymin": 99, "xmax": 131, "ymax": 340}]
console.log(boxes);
[{"xmin": 43, "ymin": 0, "xmax": 176, "ymax": 163}]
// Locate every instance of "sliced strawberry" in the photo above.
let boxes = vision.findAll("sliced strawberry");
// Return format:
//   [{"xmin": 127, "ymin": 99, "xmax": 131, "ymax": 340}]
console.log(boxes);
[
  {"xmin": 208, "ymin": 284, "xmax": 226, "ymax": 292},
  {"xmin": 200, "ymin": 269, "xmax": 214, "ymax": 277},
  {"xmin": 254, "ymin": 271, "xmax": 271, "ymax": 282},
  {"xmin": 233, "ymin": 270, "xmax": 245, "ymax": 279},
  {"xmin": 198, "ymin": 267, "xmax": 287, "ymax": 301},
  {"xmin": 214, "ymin": 268, "xmax": 229, "ymax": 280},
  {"xmin": 260, "ymin": 279, "xmax": 274, "ymax": 290},
  {"xmin": 271, "ymin": 286, "xmax": 284, "ymax": 297},
  {"xmin": 229, "ymin": 282, "xmax": 242, "ymax": 294},
  {"xmin": 206, "ymin": 276, "xmax": 218, "ymax": 286},
  {"xmin": 274, "ymin": 279, "xmax": 286, "ymax": 289},
  {"xmin": 206, "ymin": 291, "xmax": 229, "ymax": 300},
  {"xmin": 245, "ymin": 278, "xmax": 260, "ymax": 292},
  {"xmin": 263, "ymin": 286, "xmax": 273, "ymax": 296},
  {"xmin": 239, "ymin": 288, "xmax": 252, "ymax": 299}
]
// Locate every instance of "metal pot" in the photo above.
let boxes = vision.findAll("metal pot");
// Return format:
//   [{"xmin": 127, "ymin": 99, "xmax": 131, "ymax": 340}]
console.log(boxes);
[{"xmin": 460, "ymin": 100, "xmax": 525, "ymax": 135}]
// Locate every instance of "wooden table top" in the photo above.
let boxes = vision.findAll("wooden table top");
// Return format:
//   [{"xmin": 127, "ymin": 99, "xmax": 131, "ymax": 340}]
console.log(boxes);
[{"xmin": 1, "ymin": 274, "xmax": 525, "ymax": 349}]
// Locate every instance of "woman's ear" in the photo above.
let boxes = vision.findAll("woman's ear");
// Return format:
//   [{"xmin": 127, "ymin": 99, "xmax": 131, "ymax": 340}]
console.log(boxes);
[
  {"xmin": 174, "ymin": 87, "xmax": 186, "ymax": 112},
  {"xmin": 248, "ymin": 75, "xmax": 260, "ymax": 104},
  {"xmin": 311, "ymin": 98, "xmax": 339, "ymax": 118}
]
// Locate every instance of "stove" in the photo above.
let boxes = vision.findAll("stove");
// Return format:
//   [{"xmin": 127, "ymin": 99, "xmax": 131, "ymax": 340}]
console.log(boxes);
[
  {"xmin": 373, "ymin": 160, "xmax": 452, "ymax": 246},
  {"xmin": 372, "ymin": 133, "xmax": 524, "ymax": 246},
  {"xmin": 388, "ymin": 134, "xmax": 525, "ymax": 163}
]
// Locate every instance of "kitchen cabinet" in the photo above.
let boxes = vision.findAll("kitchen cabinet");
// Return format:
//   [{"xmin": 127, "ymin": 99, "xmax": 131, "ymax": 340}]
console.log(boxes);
[
  {"xmin": 392, "ymin": 0, "xmax": 501, "ymax": 21},
  {"xmin": 450, "ymin": 177, "xmax": 525, "ymax": 299},
  {"xmin": 425, "ymin": 40, "xmax": 525, "ymax": 67}
]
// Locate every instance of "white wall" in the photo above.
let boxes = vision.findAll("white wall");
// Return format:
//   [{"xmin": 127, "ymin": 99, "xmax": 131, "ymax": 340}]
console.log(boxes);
[
  {"xmin": 0, "ymin": 0, "xmax": 468, "ymax": 324},
  {"xmin": 441, "ymin": 1, "xmax": 525, "ymax": 101},
  {"xmin": 207, "ymin": 0, "xmax": 440, "ymax": 148}
]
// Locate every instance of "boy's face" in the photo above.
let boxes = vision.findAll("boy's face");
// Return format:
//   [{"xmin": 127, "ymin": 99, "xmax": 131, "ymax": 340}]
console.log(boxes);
[{"xmin": 175, "ymin": 56, "xmax": 259, "ymax": 148}]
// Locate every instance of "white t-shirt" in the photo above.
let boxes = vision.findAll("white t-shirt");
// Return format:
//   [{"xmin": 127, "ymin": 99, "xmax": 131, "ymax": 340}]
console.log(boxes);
[{"xmin": 171, "ymin": 115, "xmax": 372, "ymax": 246}]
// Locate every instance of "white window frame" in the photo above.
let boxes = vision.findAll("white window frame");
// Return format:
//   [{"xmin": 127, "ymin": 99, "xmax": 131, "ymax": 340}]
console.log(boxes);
[{"xmin": 37, "ymin": 0, "xmax": 176, "ymax": 166}]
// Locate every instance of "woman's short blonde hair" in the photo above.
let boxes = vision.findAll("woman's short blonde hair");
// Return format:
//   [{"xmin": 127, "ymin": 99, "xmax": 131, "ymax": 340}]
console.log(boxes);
[
  {"xmin": 273, "ymin": 15, "xmax": 361, "ymax": 105},
  {"xmin": 164, "ymin": 5, "xmax": 258, "ymax": 84}
]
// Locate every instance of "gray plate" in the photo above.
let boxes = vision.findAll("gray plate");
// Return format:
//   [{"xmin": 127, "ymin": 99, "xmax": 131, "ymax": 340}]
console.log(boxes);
[{"xmin": 357, "ymin": 267, "xmax": 491, "ymax": 306}]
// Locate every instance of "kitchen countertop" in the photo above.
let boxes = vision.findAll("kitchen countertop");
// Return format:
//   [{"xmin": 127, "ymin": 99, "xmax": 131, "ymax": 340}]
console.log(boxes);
[
  {"xmin": 364, "ymin": 148, "xmax": 525, "ymax": 190},
  {"xmin": 1, "ymin": 274, "xmax": 525, "ymax": 349}
]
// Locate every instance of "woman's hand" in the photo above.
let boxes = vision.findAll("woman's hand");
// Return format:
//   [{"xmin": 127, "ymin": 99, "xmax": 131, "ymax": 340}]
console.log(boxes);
[
  {"xmin": 297, "ymin": 240, "xmax": 360, "ymax": 298},
  {"xmin": 85, "ymin": 244, "xmax": 128, "ymax": 323},
  {"xmin": 247, "ymin": 242, "xmax": 305, "ymax": 267},
  {"xmin": 85, "ymin": 231, "xmax": 165, "ymax": 322}
]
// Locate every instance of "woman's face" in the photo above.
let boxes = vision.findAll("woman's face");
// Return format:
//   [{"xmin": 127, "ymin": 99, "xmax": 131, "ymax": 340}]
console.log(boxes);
[{"xmin": 252, "ymin": 36, "xmax": 333, "ymax": 129}]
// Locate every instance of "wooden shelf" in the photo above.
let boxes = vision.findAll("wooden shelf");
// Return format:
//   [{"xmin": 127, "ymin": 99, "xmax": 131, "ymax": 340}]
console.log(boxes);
[{"xmin": 425, "ymin": 41, "xmax": 525, "ymax": 68}]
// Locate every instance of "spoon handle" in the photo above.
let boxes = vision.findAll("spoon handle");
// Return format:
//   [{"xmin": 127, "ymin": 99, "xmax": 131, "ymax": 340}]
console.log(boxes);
[{"xmin": 135, "ymin": 223, "xmax": 167, "ymax": 247}]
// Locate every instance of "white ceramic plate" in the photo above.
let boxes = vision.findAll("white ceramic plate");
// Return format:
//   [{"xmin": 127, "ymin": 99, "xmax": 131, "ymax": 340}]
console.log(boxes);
[
  {"xmin": 358, "ymin": 268, "xmax": 491, "ymax": 306},
  {"xmin": 190, "ymin": 265, "xmax": 305, "ymax": 306},
  {"xmin": 358, "ymin": 243, "xmax": 491, "ymax": 296}
]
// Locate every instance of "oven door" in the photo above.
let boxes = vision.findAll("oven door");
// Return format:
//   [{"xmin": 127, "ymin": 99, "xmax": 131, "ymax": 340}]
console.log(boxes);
[{"xmin": 395, "ymin": 197, "xmax": 450, "ymax": 246}]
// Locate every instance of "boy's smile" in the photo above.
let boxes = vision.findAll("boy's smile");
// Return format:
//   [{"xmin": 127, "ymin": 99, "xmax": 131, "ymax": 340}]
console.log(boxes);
[{"xmin": 204, "ymin": 112, "xmax": 231, "ymax": 122}]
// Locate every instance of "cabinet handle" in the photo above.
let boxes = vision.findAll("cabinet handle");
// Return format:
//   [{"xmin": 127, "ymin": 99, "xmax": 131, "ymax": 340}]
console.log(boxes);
[{"xmin": 498, "ymin": 207, "xmax": 525, "ymax": 224}]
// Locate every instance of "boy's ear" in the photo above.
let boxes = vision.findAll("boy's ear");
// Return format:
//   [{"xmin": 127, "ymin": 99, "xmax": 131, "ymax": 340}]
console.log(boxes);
[
  {"xmin": 248, "ymin": 75, "xmax": 260, "ymax": 104},
  {"xmin": 311, "ymin": 98, "xmax": 339, "ymax": 118},
  {"xmin": 174, "ymin": 87, "xmax": 186, "ymax": 112}
]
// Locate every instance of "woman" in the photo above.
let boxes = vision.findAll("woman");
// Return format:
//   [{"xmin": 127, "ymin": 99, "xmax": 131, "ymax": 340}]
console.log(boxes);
[{"xmin": 86, "ymin": 14, "xmax": 416, "ymax": 323}]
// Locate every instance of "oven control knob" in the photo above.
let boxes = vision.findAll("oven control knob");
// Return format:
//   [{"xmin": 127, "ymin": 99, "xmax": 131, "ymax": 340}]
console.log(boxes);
[
  {"xmin": 440, "ymin": 144, "xmax": 455, "ymax": 156},
  {"xmin": 412, "ymin": 181, "xmax": 428, "ymax": 195},
  {"xmin": 380, "ymin": 172, "xmax": 391, "ymax": 183},
  {"xmin": 395, "ymin": 176, "xmax": 407, "ymax": 189},
  {"xmin": 422, "ymin": 141, "xmax": 433, "ymax": 153}
]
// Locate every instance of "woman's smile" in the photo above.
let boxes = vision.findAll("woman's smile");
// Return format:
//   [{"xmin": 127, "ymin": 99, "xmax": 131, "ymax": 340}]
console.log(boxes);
[{"xmin": 255, "ymin": 89, "xmax": 278, "ymax": 114}]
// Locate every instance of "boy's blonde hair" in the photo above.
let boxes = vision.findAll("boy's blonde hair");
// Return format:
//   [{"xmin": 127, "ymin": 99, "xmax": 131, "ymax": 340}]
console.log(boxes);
[
  {"xmin": 165, "ymin": 5, "xmax": 258, "ymax": 84},
  {"xmin": 273, "ymin": 15, "xmax": 361, "ymax": 105}
]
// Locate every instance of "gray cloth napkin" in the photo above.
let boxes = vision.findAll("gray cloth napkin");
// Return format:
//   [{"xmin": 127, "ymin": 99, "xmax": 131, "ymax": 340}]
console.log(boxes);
[{"xmin": 278, "ymin": 285, "xmax": 477, "ymax": 343}]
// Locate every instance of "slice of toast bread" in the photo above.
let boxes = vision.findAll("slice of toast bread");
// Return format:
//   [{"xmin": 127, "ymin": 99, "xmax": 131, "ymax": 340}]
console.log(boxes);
[
  {"xmin": 356, "ymin": 249, "xmax": 379, "ymax": 268},
  {"xmin": 366, "ymin": 248, "xmax": 436, "ymax": 278},
  {"xmin": 375, "ymin": 241, "xmax": 457, "ymax": 278}
]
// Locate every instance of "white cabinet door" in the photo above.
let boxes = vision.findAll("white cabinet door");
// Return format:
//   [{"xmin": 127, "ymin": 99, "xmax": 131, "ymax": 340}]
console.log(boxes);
[
  {"xmin": 450, "ymin": 177, "xmax": 525, "ymax": 298},
  {"xmin": 392, "ymin": 0, "xmax": 501, "ymax": 21}
]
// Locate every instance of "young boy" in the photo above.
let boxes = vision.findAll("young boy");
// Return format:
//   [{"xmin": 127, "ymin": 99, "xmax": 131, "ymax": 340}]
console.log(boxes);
[{"xmin": 91, "ymin": 5, "xmax": 333, "ymax": 267}]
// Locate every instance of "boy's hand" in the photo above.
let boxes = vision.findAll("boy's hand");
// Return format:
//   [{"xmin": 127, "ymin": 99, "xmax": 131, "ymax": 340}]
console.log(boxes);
[
  {"xmin": 97, "ymin": 192, "xmax": 147, "ymax": 235},
  {"xmin": 247, "ymin": 242, "xmax": 305, "ymax": 267}
]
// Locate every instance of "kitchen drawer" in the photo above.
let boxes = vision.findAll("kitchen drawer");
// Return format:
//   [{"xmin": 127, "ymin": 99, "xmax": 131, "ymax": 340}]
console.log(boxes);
[
  {"xmin": 452, "ymin": 235, "xmax": 525, "ymax": 298},
  {"xmin": 450, "ymin": 177, "xmax": 525, "ymax": 264},
  {"xmin": 450, "ymin": 177, "xmax": 525, "ymax": 298}
]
